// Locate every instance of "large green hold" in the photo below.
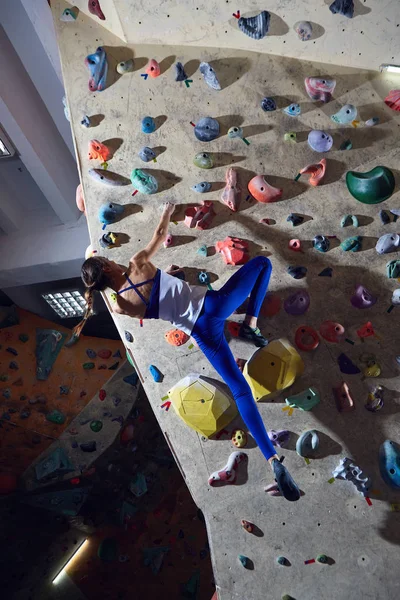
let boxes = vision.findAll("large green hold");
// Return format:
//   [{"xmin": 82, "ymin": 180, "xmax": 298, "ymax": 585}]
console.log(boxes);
[
  {"xmin": 340, "ymin": 236, "xmax": 362, "ymax": 252},
  {"xmin": 130, "ymin": 169, "xmax": 158, "ymax": 194},
  {"xmin": 98, "ymin": 537, "xmax": 118, "ymax": 562},
  {"xmin": 346, "ymin": 166, "xmax": 395, "ymax": 204}
]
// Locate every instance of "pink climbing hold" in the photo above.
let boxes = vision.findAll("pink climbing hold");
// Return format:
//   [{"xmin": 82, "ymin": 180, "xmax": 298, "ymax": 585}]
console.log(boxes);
[
  {"xmin": 184, "ymin": 201, "xmax": 216, "ymax": 230},
  {"xmin": 208, "ymin": 451, "xmax": 247, "ymax": 486},
  {"xmin": 264, "ymin": 482, "xmax": 281, "ymax": 496},
  {"xmin": 88, "ymin": 0, "xmax": 105, "ymax": 20},
  {"xmin": 221, "ymin": 168, "xmax": 241, "ymax": 212},
  {"xmin": 99, "ymin": 389, "xmax": 106, "ymax": 401}
]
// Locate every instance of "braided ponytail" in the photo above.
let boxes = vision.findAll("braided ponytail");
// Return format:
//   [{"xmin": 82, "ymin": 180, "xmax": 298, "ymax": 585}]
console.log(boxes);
[{"xmin": 65, "ymin": 257, "xmax": 110, "ymax": 346}]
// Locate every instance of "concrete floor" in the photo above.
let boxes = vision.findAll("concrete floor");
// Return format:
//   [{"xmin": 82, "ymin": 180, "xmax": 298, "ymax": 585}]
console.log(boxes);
[{"xmin": 52, "ymin": 2, "xmax": 400, "ymax": 598}]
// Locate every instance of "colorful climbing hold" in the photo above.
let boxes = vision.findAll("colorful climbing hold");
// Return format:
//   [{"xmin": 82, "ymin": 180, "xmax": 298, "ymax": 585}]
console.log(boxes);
[
  {"xmin": 238, "ymin": 11, "xmax": 270, "ymax": 39},
  {"xmin": 351, "ymin": 285, "xmax": 377, "ymax": 309},
  {"xmin": 295, "ymin": 326, "xmax": 320, "ymax": 352},
  {"xmin": 238, "ymin": 554, "xmax": 250, "ymax": 568},
  {"xmin": 146, "ymin": 59, "xmax": 161, "ymax": 78},
  {"xmin": 9, "ymin": 362, "xmax": 18, "ymax": 370},
  {"xmin": 80, "ymin": 441, "xmax": 97, "ymax": 452},
  {"xmin": 248, "ymin": 175, "xmax": 282, "ymax": 203},
  {"xmin": 85, "ymin": 46, "xmax": 108, "ymax": 92},
  {"xmin": 287, "ymin": 213, "xmax": 303, "ymax": 227},
  {"xmin": 283, "ymin": 103, "xmax": 301, "ymax": 117},
  {"xmin": 320, "ymin": 321, "xmax": 345, "ymax": 343},
  {"xmin": 18, "ymin": 334, "xmax": 29, "ymax": 343},
  {"xmin": 108, "ymin": 361, "xmax": 119, "ymax": 370},
  {"xmin": 331, "ymin": 104, "xmax": 357, "ymax": 124},
  {"xmin": 294, "ymin": 21, "xmax": 313, "ymax": 41},
  {"xmin": 287, "ymin": 265, "xmax": 307, "ymax": 279},
  {"xmin": 98, "ymin": 349, "xmax": 112, "ymax": 359},
  {"xmin": 333, "ymin": 381, "xmax": 355, "ymax": 412},
  {"xmin": 340, "ymin": 236, "xmax": 362, "ymax": 252},
  {"xmin": 193, "ymin": 152, "xmax": 214, "ymax": 169},
  {"xmin": 130, "ymin": 169, "xmax": 158, "ymax": 194},
  {"xmin": 174, "ymin": 61, "xmax": 187, "ymax": 81},
  {"xmin": 261, "ymin": 97, "xmax": 276, "ymax": 112},
  {"xmin": 329, "ymin": 0, "xmax": 354, "ymax": 18},
  {"xmin": 284, "ymin": 290, "xmax": 310, "ymax": 315},
  {"xmin": 308, "ymin": 130, "xmax": 333, "ymax": 152},
  {"xmin": 268, "ymin": 429, "xmax": 291, "ymax": 447},
  {"xmin": 285, "ymin": 387, "xmax": 320, "ymax": 411},
  {"xmin": 284, "ymin": 132, "xmax": 297, "ymax": 142},
  {"xmin": 86, "ymin": 349, "xmax": 97, "ymax": 359},
  {"xmin": 194, "ymin": 117, "xmax": 220, "ymax": 142},
  {"xmin": 340, "ymin": 139, "xmax": 353, "ymax": 151},
  {"xmin": 231, "ymin": 429, "xmax": 247, "ymax": 448},
  {"xmin": 125, "ymin": 331, "xmax": 134, "ymax": 343},
  {"xmin": 305, "ymin": 77, "xmax": 336, "ymax": 103},
  {"xmin": 341, "ymin": 214, "xmax": 359, "ymax": 227},
  {"xmin": 199, "ymin": 62, "xmax": 221, "ymax": 91},
  {"xmin": 46, "ymin": 410, "xmax": 66, "ymax": 425},
  {"xmin": 99, "ymin": 389, "xmax": 106, "ymax": 401},
  {"xmin": 6, "ymin": 347, "xmax": 17, "ymax": 356},
  {"xmin": 90, "ymin": 420, "xmax": 103, "ymax": 433},
  {"xmin": 346, "ymin": 167, "xmax": 395, "ymax": 204},
  {"xmin": 338, "ymin": 353, "xmax": 360, "ymax": 374},
  {"xmin": 83, "ymin": 362, "xmax": 95, "ymax": 370},
  {"xmin": 379, "ymin": 440, "xmax": 400, "ymax": 489},
  {"xmin": 297, "ymin": 430, "xmax": 320, "ymax": 457},
  {"xmin": 117, "ymin": 59, "xmax": 134, "ymax": 74},
  {"xmin": 318, "ymin": 267, "xmax": 333, "ymax": 277},
  {"xmin": 138, "ymin": 147, "xmax": 156, "ymax": 162},
  {"xmin": 241, "ymin": 519, "xmax": 254, "ymax": 533},
  {"xmin": 149, "ymin": 365, "xmax": 163, "ymax": 382},
  {"xmin": 313, "ymin": 235, "xmax": 330, "ymax": 252}
]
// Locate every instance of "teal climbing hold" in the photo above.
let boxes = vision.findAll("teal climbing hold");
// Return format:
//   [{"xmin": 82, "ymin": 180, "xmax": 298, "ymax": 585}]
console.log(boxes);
[
  {"xmin": 340, "ymin": 214, "xmax": 359, "ymax": 227},
  {"xmin": 296, "ymin": 430, "xmax": 320, "ymax": 457},
  {"xmin": 379, "ymin": 440, "xmax": 400, "ymax": 489},
  {"xmin": 124, "ymin": 371, "xmax": 139, "ymax": 386},
  {"xmin": 285, "ymin": 387, "xmax": 320, "ymax": 411},
  {"xmin": 149, "ymin": 365, "xmax": 163, "ymax": 382},
  {"xmin": 340, "ymin": 236, "xmax": 362, "ymax": 252},
  {"xmin": 90, "ymin": 420, "xmax": 103, "ymax": 432},
  {"xmin": 386, "ymin": 260, "xmax": 400, "ymax": 279},
  {"xmin": 46, "ymin": 410, "xmax": 66, "ymax": 425},
  {"xmin": 197, "ymin": 245, "xmax": 208, "ymax": 257},
  {"xmin": 346, "ymin": 166, "xmax": 395, "ymax": 204},
  {"xmin": 98, "ymin": 537, "xmax": 118, "ymax": 562},
  {"xmin": 238, "ymin": 554, "xmax": 251, "ymax": 568}
]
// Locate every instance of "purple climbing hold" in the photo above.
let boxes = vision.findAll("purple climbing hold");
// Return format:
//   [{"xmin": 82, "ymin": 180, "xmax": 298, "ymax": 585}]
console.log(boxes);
[
  {"xmin": 86, "ymin": 349, "xmax": 97, "ymax": 359},
  {"xmin": 112, "ymin": 395, "xmax": 122, "ymax": 407},
  {"xmin": 149, "ymin": 365, "xmax": 163, "ymax": 382},
  {"xmin": 338, "ymin": 353, "xmax": 360, "ymax": 375},
  {"xmin": 112, "ymin": 415, "xmax": 124, "ymax": 426},
  {"xmin": 284, "ymin": 290, "xmax": 310, "ymax": 315},
  {"xmin": 6, "ymin": 347, "xmax": 18, "ymax": 356},
  {"xmin": 113, "ymin": 349, "xmax": 122, "ymax": 358},
  {"xmin": 268, "ymin": 429, "xmax": 291, "ymax": 447},
  {"xmin": 350, "ymin": 285, "xmax": 377, "ymax": 309}
]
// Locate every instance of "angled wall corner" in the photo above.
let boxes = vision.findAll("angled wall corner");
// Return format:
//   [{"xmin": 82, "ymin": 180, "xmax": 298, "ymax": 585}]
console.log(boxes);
[{"xmin": 58, "ymin": 0, "xmax": 126, "ymax": 42}]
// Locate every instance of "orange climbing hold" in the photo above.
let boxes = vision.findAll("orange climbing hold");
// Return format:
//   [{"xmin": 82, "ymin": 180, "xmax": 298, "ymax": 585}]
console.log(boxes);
[
  {"xmin": 146, "ymin": 59, "xmax": 161, "ymax": 78},
  {"xmin": 165, "ymin": 329, "xmax": 190, "ymax": 346},
  {"xmin": 248, "ymin": 175, "xmax": 282, "ymax": 203},
  {"xmin": 298, "ymin": 158, "xmax": 326, "ymax": 186},
  {"xmin": 88, "ymin": 139, "xmax": 111, "ymax": 162},
  {"xmin": 215, "ymin": 236, "xmax": 249, "ymax": 265}
]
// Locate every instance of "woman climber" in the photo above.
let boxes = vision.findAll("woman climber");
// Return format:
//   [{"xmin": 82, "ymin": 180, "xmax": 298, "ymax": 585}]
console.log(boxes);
[{"xmin": 74, "ymin": 201, "xmax": 300, "ymax": 501}]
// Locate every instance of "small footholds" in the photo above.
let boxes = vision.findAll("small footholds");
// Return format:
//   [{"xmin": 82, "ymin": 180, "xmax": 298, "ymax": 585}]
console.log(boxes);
[
  {"xmin": 287, "ymin": 265, "xmax": 307, "ymax": 279},
  {"xmin": 284, "ymin": 132, "xmax": 297, "ymax": 143},
  {"xmin": 338, "ymin": 353, "xmax": 360, "ymax": 375},
  {"xmin": 379, "ymin": 210, "xmax": 391, "ymax": 225},
  {"xmin": 232, "ymin": 429, "xmax": 247, "ymax": 448},
  {"xmin": 366, "ymin": 117, "xmax": 379, "ymax": 127},
  {"xmin": 276, "ymin": 556, "xmax": 288, "ymax": 566},
  {"xmin": 83, "ymin": 362, "xmax": 95, "ymax": 370},
  {"xmin": 146, "ymin": 59, "xmax": 161, "ymax": 78},
  {"xmin": 261, "ymin": 97, "xmax": 276, "ymax": 112},
  {"xmin": 199, "ymin": 62, "xmax": 221, "ymax": 91},
  {"xmin": 198, "ymin": 271, "xmax": 210, "ymax": 285},
  {"xmin": 313, "ymin": 235, "xmax": 330, "ymax": 253},
  {"xmin": 318, "ymin": 267, "xmax": 333, "ymax": 277},
  {"xmin": 193, "ymin": 152, "xmax": 214, "ymax": 169},
  {"xmin": 283, "ymin": 103, "xmax": 301, "ymax": 117},
  {"xmin": 117, "ymin": 59, "xmax": 134, "ymax": 74},
  {"xmin": 192, "ymin": 181, "xmax": 211, "ymax": 194},
  {"xmin": 60, "ymin": 7, "xmax": 79, "ymax": 21},
  {"xmin": 289, "ymin": 239, "xmax": 302, "ymax": 252},
  {"xmin": 100, "ymin": 232, "xmax": 118, "ymax": 249},
  {"xmin": 316, "ymin": 554, "xmax": 329, "ymax": 564},
  {"xmin": 329, "ymin": 0, "xmax": 354, "ymax": 19},
  {"xmin": 287, "ymin": 213, "xmax": 303, "ymax": 227},
  {"xmin": 125, "ymin": 331, "xmax": 133, "ymax": 343},
  {"xmin": 163, "ymin": 233, "xmax": 173, "ymax": 248},
  {"xmin": 81, "ymin": 115, "xmax": 91, "ymax": 128},
  {"xmin": 294, "ymin": 21, "xmax": 312, "ymax": 41},
  {"xmin": 268, "ymin": 429, "xmax": 291, "ymax": 447},
  {"xmin": 197, "ymin": 245, "xmax": 208, "ymax": 256},
  {"xmin": 341, "ymin": 214, "xmax": 359, "ymax": 227},
  {"xmin": 241, "ymin": 519, "xmax": 254, "ymax": 533}
]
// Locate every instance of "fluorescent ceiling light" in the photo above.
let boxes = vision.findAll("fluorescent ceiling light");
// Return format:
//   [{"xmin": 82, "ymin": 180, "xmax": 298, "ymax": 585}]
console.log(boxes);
[
  {"xmin": 52, "ymin": 539, "xmax": 88, "ymax": 585},
  {"xmin": 42, "ymin": 290, "xmax": 86, "ymax": 318},
  {"xmin": 379, "ymin": 64, "xmax": 400, "ymax": 73}
]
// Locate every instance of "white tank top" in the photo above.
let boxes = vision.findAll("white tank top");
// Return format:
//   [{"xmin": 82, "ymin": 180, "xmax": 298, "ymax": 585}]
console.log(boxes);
[{"xmin": 158, "ymin": 270, "xmax": 207, "ymax": 335}]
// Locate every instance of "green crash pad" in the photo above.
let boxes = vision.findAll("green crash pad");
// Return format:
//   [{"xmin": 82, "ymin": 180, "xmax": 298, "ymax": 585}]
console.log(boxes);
[{"xmin": 346, "ymin": 166, "xmax": 395, "ymax": 204}]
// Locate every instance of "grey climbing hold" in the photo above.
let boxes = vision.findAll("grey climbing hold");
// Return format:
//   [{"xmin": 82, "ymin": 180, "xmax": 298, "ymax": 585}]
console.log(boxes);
[
  {"xmin": 294, "ymin": 21, "xmax": 313, "ymax": 41},
  {"xmin": 376, "ymin": 233, "xmax": 400, "ymax": 255},
  {"xmin": 199, "ymin": 62, "xmax": 221, "ymax": 91},
  {"xmin": 329, "ymin": 0, "xmax": 354, "ymax": 19},
  {"xmin": 194, "ymin": 117, "xmax": 220, "ymax": 142},
  {"xmin": 117, "ymin": 59, "xmax": 134, "ymax": 74},
  {"xmin": 238, "ymin": 11, "xmax": 270, "ymax": 40},
  {"xmin": 138, "ymin": 147, "xmax": 156, "ymax": 162},
  {"xmin": 261, "ymin": 97, "xmax": 276, "ymax": 112},
  {"xmin": 341, "ymin": 214, "xmax": 359, "ymax": 227},
  {"xmin": 192, "ymin": 182, "xmax": 211, "ymax": 193},
  {"xmin": 174, "ymin": 62, "xmax": 187, "ymax": 81},
  {"xmin": 296, "ymin": 430, "xmax": 320, "ymax": 457},
  {"xmin": 125, "ymin": 331, "xmax": 134, "ymax": 343},
  {"xmin": 80, "ymin": 441, "xmax": 97, "ymax": 453},
  {"xmin": 332, "ymin": 457, "xmax": 371, "ymax": 496}
]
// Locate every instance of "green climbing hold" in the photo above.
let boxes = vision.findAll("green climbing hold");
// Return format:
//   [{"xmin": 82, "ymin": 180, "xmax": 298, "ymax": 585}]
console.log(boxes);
[
  {"xmin": 46, "ymin": 410, "xmax": 66, "ymax": 424},
  {"xmin": 193, "ymin": 152, "xmax": 214, "ymax": 169},
  {"xmin": 19, "ymin": 334, "xmax": 29, "ymax": 343},
  {"xmin": 90, "ymin": 420, "xmax": 103, "ymax": 432},
  {"xmin": 386, "ymin": 259, "xmax": 400, "ymax": 279},
  {"xmin": 340, "ymin": 214, "xmax": 359, "ymax": 227},
  {"xmin": 98, "ymin": 537, "xmax": 118, "ymax": 562},
  {"xmin": 0, "ymin": 374, "xmax": 8, "ymax": 382},
  {"xmin": 317, "ymin": 554, "xmax": 328, "ymax": 564},
  {"xmin": 340, "ymin": 236, "xmax": 362, "ymax": 252},
  {"xmin": 83, "ymin": 362, "xmax": 95, "ymax": 370},
  {"xmin": 346, "ymin": 166, "xmax": 395, "ymax": 204}
]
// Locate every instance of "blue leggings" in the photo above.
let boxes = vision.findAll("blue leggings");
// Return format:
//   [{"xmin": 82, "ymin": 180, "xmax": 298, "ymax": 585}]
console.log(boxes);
[{"xmin": 192, "ymin": 256, "xmax": 277, "ymax": 461}]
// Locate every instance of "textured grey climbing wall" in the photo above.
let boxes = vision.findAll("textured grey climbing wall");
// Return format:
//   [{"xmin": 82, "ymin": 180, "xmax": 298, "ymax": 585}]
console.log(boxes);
[{"xmin": 52, "ymin": 2, "xmax": 400, "ymax": 598}]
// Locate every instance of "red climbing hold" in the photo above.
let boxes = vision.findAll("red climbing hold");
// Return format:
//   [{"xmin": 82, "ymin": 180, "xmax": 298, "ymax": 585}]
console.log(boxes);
[
  {"xmin": 120, "ymin": 423, "xmax": 135, "ymax": 445},
  {"xmin": 295, "ymin": 326, "xmax": 320, "ymax": 351},
  {"xmin": 215, "ymin": 236, "xmax": 249, "ymax": 265},
  {"xmin": 99, "ymin": 389, "xmax": 106, "ymax": 401},
  {"xmin": 261, "ymin": 292, "xmax": 281, "ymax": 317},
  {"xmin": 88, "ymin": 0, "xmax": 105, "ymax": 20},
  {"xmin": 357, "ymin": 321, "xmax": 375, "ymax": 338},
  {"xmin": 227, "ymin": 322, "xmax": 241, "ymax": 337},
  {"xmin": 98, "ymin": 349, "xmax": 112, "ymax": 359}
]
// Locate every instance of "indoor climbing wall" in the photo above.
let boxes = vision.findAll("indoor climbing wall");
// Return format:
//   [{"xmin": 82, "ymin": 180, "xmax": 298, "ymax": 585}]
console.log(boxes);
[
  {"xmin": 53, "ymin": 2, "xmax": 400, "ymax": 599},
  {"xmin": 0, "ymin": 307, "xmax": 124, "ymax": 477}
]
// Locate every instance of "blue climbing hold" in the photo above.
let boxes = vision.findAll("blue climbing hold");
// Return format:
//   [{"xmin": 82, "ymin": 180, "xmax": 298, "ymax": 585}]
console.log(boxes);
[
  {"xmin": 338, "ymin": 353, "xmax": 360, "ymax": 374},
  {"xmin": 379, "ymin": 440, "xmax": 400, "ymax": 489},
  {"xmin": 124, "ymin": 372, "xmax": 138, "ymax": 386},
  {"xmin": 86, "ymin": 349, "xmax": 97, "ymax": 359},
  {"xmin": 283, "ymin": 103, "xmax": 301, "ymax": 117},
  {"xmin": 113, "ymin": 350, "xmax": 122, "ymax": 358},
  {"xmin": 125, "ymin": 331, "xmax": 134, "ymax": 343},
  {"xmin": 313, "ymin": 235, "xmax": 330, "ymax": 253},
  {"xmin": 287, "ymin": 213, "xmax": 304, "ymax": 227},
  {"xmin": 194, "ymin": 117, "xmax": 220, "ymax": 142},
  {"xmin": 238, "ymin": 554, "xmax": 250, "ymax": 568},
  {"xmin": 198, "ymin": 271, "xmax": 210, "ymax": 284},
  {"xmin": 141, "ymin": 116, "xmax": 156, "ymax": 133},
  {"xmin": 329, "ymin": 0, "xmax": 354, "ymax": 19},
  {"xmin": 99, "ymin": 202, "xmax": 125, "ymax": 225},
  {"xmin": 149, "ymin": 365, "xmax": 163, "ymax": 383},
  {"xmin": 287, "ymin": 266, "xmax": 307, "ymax": 279},
  {"xmin": 261, "ymin": 97, "xmax": 276, "ymax": 112},
  {"xmin": 7, "ymin": 347, "xmax": 18, "ymax": 356},
  {"xmin": 174, "ymin": 61, "xmax": 187, "ymax": 82},
  {"xmin": 192, "ymin": 182, "xmax": 212, "ymax": 194},
  {"xmin": 197, "ymin": 245, "xmax": 208, "ymax": 256},
  {"xmin": 138, "ymin": 147, "xmax": 156, "ymax": 162}
]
